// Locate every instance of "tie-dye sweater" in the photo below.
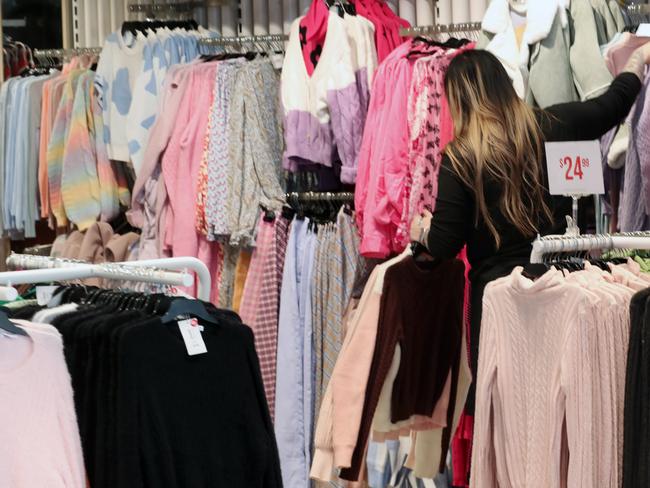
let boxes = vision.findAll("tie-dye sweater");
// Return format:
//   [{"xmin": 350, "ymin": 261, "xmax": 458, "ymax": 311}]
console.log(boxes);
[{"xmin": 47, "ymin": 69, "xmax": 122, "ymax": 230}]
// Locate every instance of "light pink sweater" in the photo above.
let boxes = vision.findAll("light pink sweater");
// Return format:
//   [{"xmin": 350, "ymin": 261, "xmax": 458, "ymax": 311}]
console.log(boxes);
[
  {"xmin": 472, "ymin": 267, "xmax": 619, "ymax": 488},
  {"xmin": 0, "ymin": 321, "xmax": 85, "ymax": 487}
]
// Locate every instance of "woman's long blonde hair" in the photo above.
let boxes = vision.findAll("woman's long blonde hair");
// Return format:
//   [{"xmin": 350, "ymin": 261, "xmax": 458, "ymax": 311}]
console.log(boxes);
[{"xmin": 444, "ymin": 50, "xmax": 553, "ymax": 248}]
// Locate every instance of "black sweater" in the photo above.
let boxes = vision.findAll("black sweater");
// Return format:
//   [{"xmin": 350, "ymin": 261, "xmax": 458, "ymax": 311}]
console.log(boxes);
[
  {"xmin": 425, "ymin": 72, "xmax": 643, "ymax": 412},
  {"xmin": 115, "ymin": 316, "xmax": 283, "ymax": 488}
]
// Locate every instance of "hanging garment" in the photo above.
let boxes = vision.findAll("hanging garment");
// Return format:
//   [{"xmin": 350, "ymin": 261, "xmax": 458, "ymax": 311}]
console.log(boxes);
[
  {"xmin": 0, "ymin": 321, "xmax": 86, "ymax": 487},
  {"xmin": 471, "ymin": 265, "xmax": 641, "ymax": 488},
  {"xmin": 275, "ymin": 217, "xmax": 318, "ymax": 488},
  {"xmin": 281, "ymin": 12, "xmax": 373, "ymax": 183}
]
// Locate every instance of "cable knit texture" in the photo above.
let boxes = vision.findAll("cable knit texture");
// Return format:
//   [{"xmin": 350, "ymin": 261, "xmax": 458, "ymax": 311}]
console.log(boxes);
[{"xmin": 472, "ymin": 267, "xmax": 621, "ymax": 487}]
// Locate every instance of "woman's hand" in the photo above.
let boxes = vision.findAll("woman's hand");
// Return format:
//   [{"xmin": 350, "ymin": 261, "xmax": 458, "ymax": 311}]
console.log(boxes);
[
  {"xmin": 410, "ymin": 210, "xmax": 433, "ymax": 245},
  {"xmin": 623, "ymin": 43, "xmax": 650, "ymax": 81}
]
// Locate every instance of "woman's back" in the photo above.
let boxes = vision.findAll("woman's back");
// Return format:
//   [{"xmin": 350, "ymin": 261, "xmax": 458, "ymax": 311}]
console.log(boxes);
[{"xmin": 430, "ymin": 72, "xmax": 642, "ymax": 282}]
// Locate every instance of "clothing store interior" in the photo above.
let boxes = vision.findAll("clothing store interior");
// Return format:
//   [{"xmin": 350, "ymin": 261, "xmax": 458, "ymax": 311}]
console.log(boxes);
[{"xmin": 3, "ymin": 0, "xmax": 650, "ymax": 486}]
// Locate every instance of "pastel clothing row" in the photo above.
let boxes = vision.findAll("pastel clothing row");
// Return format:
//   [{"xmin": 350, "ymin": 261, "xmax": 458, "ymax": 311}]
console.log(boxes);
[
  {"xmin": 0, "ymin": 320, "xmax": 86, "ymax": 488},
  {"xmin": 310, "ymin": 249, "xmax": 469, "ymax": 484},
  {"xmin": 356, "ymin": 39, "xmax": 474, "ymax": 258},
  {"xmin": 275, "ymin": 210, "xmax": 362, "ymax": 488},
  {"xmin": 472, "ymin": 264, "xmax": 649, "ymax": 488},
  {"xmin": 130, "ymin": 57, "xmax": 285, "ymax": 288},
  {"xmin": 0, "ymin": 58, "xmax": 129, "ymax": 236},
  {"xmin": 95, "ymin": 27, "xmax": 209, "ymax": 168},
  {"xmin": 0, "ymin": 74, "xmax": 51, "ymax": 238},
  {"xmin": 281, "ymin": 11, "xmax": 378, "ymax": 184}
]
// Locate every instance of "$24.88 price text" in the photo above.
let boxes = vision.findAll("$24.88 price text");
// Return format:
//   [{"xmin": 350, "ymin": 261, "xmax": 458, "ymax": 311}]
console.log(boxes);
[{"xmin": 559, "ymin": 156, "xmax": 590, "ymax": 181}]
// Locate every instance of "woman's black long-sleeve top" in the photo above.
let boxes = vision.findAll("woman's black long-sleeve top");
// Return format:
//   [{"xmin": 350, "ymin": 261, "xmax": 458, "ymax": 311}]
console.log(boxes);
[{"xmin": 426, "ymin": 72, "xmax": 642, "ymax": 412}]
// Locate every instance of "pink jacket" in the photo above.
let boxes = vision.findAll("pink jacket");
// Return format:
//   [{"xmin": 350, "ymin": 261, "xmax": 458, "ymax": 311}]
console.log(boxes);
[{"xmin": 356, "ymin": 42, "xmax": 414, "ymax": 258}]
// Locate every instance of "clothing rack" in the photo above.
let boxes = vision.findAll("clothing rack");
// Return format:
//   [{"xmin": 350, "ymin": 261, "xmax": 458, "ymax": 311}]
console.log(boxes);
[
  {"xmin": 400, "ymin": 22, "xmax": 483, "ymax": 37},
  {"xmin": 199, "ymin": 34, "xmax": 288, "ymax": 51},
  {"xmin": 128, "ymin": 1, "xmax": 204, "ymax": 14},
  {"xmin": 285, "ymin": 191, "xmax": 355, "ymax": 202},
  {"xmin": 34, "ymin": 47, "xmax": 102, "ymax": 60},
  {"xmin": 530, "ymin": 231, "xmax": 650, "ymax": 263},
  {"xmin": 3, "ymin": 254, "xmax": 212, "ymax": 301}
]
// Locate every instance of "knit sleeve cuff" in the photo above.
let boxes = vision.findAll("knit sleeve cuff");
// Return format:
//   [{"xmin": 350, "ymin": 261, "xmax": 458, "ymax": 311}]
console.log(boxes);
[
  {"xmin": 340, "ymin": 165, "xmax": 358, "ymax": 185},
  {"xmin": 310, "ymin": 449, "xmax": 335, "ymax": 482},
  {"xmin": 333, "ymin": 445, "xmax": 355, "ymax": 469}
]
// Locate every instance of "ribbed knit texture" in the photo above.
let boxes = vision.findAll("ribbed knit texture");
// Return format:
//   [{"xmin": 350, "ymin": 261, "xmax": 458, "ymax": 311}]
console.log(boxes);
[
  {"xmin": 472, "ymin": 267, "xmax": 620, "ymax": 487},
  {"xmin": 0, "ymin": 320, "xmax": 86, "ymax": 487}
]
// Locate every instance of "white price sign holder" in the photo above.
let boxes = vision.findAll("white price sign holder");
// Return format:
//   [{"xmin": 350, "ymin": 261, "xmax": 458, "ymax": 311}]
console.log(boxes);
[{"xmin": 545, "ymin": 140, "xmax": 604, "ymax": 234}]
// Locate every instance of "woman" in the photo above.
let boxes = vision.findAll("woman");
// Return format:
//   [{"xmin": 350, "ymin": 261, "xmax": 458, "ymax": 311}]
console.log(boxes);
[{"xmin": 410, "ymin": 46, "xmax": 650, "ymax": 412}]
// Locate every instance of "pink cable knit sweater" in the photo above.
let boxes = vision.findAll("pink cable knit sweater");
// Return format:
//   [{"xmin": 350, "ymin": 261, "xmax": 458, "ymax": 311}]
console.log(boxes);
[{"xmin": 472, "ymin": 267, "xmax": 622, "ymax": 488}]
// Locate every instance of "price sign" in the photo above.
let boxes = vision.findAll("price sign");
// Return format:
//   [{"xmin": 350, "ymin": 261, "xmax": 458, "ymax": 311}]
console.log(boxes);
[{"xmin": 545, "ymin": 140, "xmax": 604, "ymax": 196}]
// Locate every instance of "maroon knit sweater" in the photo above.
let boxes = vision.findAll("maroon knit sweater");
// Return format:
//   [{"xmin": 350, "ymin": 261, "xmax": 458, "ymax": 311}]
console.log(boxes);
[{"xmin": 339, "ymin": 256, "xmax": 465, "ymax": 481}]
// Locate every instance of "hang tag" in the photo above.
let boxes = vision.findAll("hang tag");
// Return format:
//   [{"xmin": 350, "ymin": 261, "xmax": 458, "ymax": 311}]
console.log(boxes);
[
  {"xmin": 177, "ymin": 318, "xmax": 207, "ymax": 356},
  {"xmin": 545, "ymin": 140, "xmax": 604, "ymax": 196},
  {"xmin": 36, "ymin": 286, "xmax": 58, "ymax": 306},
  {"xmin": 636, "ymin": 24, "xmax": 650, "ymax": 37}
]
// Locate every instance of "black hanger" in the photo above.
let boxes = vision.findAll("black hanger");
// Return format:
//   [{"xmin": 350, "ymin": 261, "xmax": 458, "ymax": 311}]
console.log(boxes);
[
  {"xmin": 160, "ymin": 298, "xmax": 219, "ymax": 325},
  {"xmin": 0, "ymin": 311, "xmax": 29, "ymax": 337},
  {"xmin": 522, "ymin": 262, "xmax": 550, "ymax": 280}
]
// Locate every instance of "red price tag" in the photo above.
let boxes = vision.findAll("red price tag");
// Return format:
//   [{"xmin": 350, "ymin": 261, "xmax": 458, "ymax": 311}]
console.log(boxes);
[
  {"xmin": 559, "ymin": 155, "xmax": 590, "ymax": 181},
  {"xmin": 545, "ymin": 141, "xmax": 604, "ymax": 196}
]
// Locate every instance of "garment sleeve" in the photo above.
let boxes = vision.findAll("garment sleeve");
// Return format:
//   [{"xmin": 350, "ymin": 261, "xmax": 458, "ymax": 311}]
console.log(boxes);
[
  {"xmin": 47, "ymin": 77, "xmax": 74, "ymax": 228},
  {"xmin": 544, "ymin": 73, "xmax": 642, "ymax": 141},
  {"xmin": 328, "ymin": 41, "xmax": 364, "ymax": 184},
  {"xmin": 310, "ymin": 268, "xmax": 380, "ymax": 482},
  {"xmin": 61, "ymin": 75, "xmax": 102, "ymax": 230},
  {"xmin": 115, "ymin": 331, "xmax": 145, "ymax": 488},
  {"xmin": 54, "ymin": 335, "xmax": 87, "ymax": 488},
  {"xmin": 425, "ymin": 156, "xmax": 473, "ymax": 259},
  {"xmin": 562, "ymin": 303, "xmax": 601, "ymax": 488},
  {"xmin": 242, "ymin": 325, "xmax": 283, "ymax": 488},
  {"xmin": 569, "ymin": 0, "xmax": 613, "ymax": 101},
  {"xmin": 469, "ymin": 298, "xmax": 499, "ymax": 487}
]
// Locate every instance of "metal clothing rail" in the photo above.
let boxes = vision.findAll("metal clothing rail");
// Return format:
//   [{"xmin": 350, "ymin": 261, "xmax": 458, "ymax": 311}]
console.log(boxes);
[
  {"xmin": 627, "ymin": 4, "xmax": 650, "ymax": 15},
  {"xmin": 3, "ymin": 254, "xmax": 211, "ymax": 301},
  {"xmin": 530, "ymin": 231, "xmax": 650, "ymax": 264},
  {"xmin": 285, "ymin": 191, "xmax": 355, "ymax": 202},
  {"xmin": 400, "ymin": 22, "xmax": 483, "ymax": 37},
  {"xmin": 128, "ymin": 2, "xmax": 204, "ymax": 14},
  {"xmin": 34, "ymin": 47, "xmax": 102, "ymax": 59},
  {"xmin": 199, "ymin": 34, "xmax": 288, "ymax": 53}
]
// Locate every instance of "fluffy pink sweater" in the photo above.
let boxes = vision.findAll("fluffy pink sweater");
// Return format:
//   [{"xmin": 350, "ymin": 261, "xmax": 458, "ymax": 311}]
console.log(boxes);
[{"xmin": 0, "ymin": 321, "xmax": 85, "ymax": 487}]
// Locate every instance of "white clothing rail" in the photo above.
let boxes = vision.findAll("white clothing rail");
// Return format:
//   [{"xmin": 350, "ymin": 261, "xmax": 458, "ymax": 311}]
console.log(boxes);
[
  {"xmin": 118, "ymin": 257, "xmax": 211, "ymax": 302},
  {"xmin": 3, "ymin": 255, "xmax": 211, "ymax": 301},
  {"xmin": 530, "ymin": 232, "xmax": 650, "ymax": 264},
  {"xmin": 0, "ymin": 254, "xmax": 212, "ymax": 301}
]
